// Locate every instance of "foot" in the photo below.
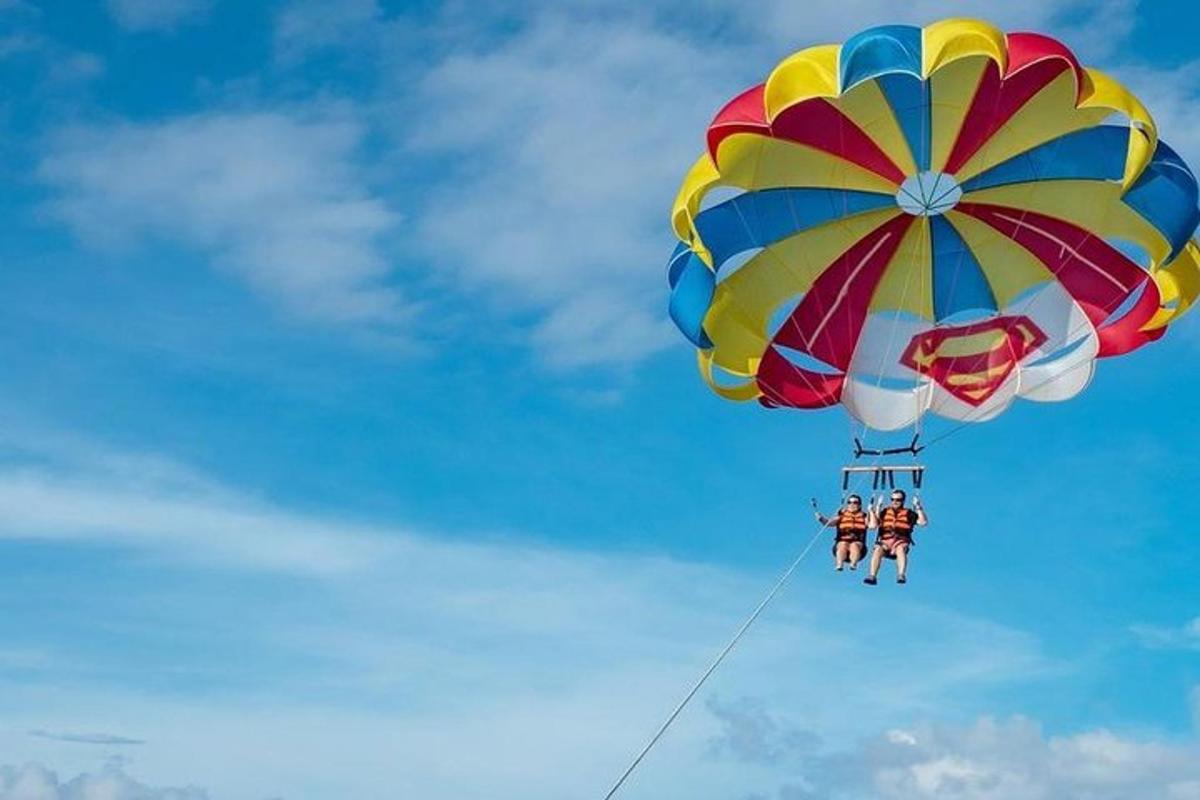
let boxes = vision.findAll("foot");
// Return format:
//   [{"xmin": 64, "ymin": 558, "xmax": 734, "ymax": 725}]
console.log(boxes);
[
  {"xmin": 836, "ymin": 565, "xmax": 844, "ymax": 572},
  {"xmin": 863, "ymin": 576, "xmax": 877, "ymax": 585},
  {"xmin": 897, "ymin": 575, "xmax": 907, "ymax": 584},
  {"xmin": 849, "ymin": 563, "xmax": 858, "ymax": 571}
]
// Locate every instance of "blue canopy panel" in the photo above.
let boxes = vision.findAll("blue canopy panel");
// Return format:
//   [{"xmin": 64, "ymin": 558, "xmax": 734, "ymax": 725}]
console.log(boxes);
[
  {"xmin": 666, "ymin": 241, "xmax": 691, "ymax": 288},
  {"xmin": 691, "ymin": 187, "xmax": 895, "ymax": 274},
  {"xmin": 931, "ymin": 216, "xmax": 998, "ymax": 320},
  {"xmin": 668, "ymin": 187, "xmax": 897, "ymax": 349},
  {"xmin": 838, "ymin": 24, "xmax": 923, "ymax": 92},
  {"xmin": 836, "ymin": 25, "xmax": 927, "ymax": 172},
  {"xmin": 961, "ymin": 127, "xmax": 1200, "ymax": 262},
  {"xmin": 960, "ymin": 125, "xmax": 1127, "ymax": 192},
  {"xmin": 667, "ymin": 243, "xmax": 715, "ymax": 348},
  {"xmin": 876, "ymin": 73, "xmax": 930, "ymax": 172},
  {"xmin": 1124, "ymin": 140, "xmax": 1200, "ymax": 260}
]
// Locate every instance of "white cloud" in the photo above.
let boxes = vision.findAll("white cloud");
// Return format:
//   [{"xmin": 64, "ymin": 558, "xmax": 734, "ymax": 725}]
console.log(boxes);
[
  {"xmin": 105, "ymin": 0, "xmax": 211, "ymax": 32},
  {"xmin": 0, "ymin": 465, "xmax": 393, "ymax": 577},
  {"xmin": 39, "ymin": 111, "xmax": 409, "ymax": 331},
  {"xmin": 0, "ymin": 761, "xmax": 204, "ymax": 799},
  {"xmin": 0, "ymin": 32, "xmax": 40, "ymax": 59},
  {"xmin": 706, "ymin": 696, "xmax": 820, "ymax": 765},
  {"xmin": 274, "ymin": 0, "xmax": 383, "ymax": 64},
  {"xmin": 689, "ymin": 0, "xmax": 1137, "ymax": 57},
  {"xmin": 1131, "ymin": 617, "xmax": 1200, "ymax": 651},
  {"xmin": 406, "ymin": 12, "xmax": 737, "ymax": 368},
  {"xmin": 46, "ymin": 51, "xmax": 105, "ymax": 83},
  {"xmin": 0, "ymin": 3, "xmax": 104, "ymax": 84},
  {"xmin": 862, "ymin": 717, "xmax": 1200, "ymax": 800},
  {"xmin": 1108, "ymin": 60, "xmax": 1200, "ymax": 168},
  {"xmin": 0, "ymin": 424, "xmax": 396, "ymax": 575},
  {"xmin": 711, "ymin": 709, "xmax": 1200, "ymax": 800}
]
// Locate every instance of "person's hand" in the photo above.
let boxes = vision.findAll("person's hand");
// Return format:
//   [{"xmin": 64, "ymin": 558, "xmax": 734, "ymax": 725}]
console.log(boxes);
[{"xmin": 913, "ymin": 497, "xmax": 923, "ymax": 510}]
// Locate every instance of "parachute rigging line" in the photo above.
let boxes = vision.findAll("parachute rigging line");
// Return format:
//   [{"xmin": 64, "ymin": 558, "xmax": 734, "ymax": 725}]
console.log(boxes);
[
  {"xmin": 604, "ymin": 465, "xmax": 882, "ymax": 798},
  {"xmin": 600, "ymin": 515, "xmax": 831, "ymax": 800}
]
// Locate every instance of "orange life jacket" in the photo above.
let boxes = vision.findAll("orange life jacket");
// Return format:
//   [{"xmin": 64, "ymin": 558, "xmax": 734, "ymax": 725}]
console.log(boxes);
[
  {"xmin": 835, "ymin": 510, "xmax": 868, "ymax": 541},
  {"xmin": 879, "ymin": 506, "xmax": 915, "ymax": 540}
]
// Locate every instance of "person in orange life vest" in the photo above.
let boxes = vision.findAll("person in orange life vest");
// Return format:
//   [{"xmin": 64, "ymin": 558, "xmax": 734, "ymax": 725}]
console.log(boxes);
[
  {"xmin": 813, "ymin": 494, "xmax": 869, "ymax": 571},
  {"xmin": 863, "ymin": 490, "xmax": 928, "ymax": 586}
]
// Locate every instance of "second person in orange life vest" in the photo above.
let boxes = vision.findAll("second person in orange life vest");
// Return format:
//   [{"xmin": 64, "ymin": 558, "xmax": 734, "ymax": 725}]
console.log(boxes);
[
  {"xmin": 863, "ymin": 490, "xmax": 928, "ymax": 586},
  {"xmin": 813, "ymin": 494, "xmax": 868, "ymax": 571}
]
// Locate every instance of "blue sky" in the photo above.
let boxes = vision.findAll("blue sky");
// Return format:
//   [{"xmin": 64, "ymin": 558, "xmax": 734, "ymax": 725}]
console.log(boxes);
[{"xmin": 3, "ymin": 1, "xmax": 1200, "ymax": 798}]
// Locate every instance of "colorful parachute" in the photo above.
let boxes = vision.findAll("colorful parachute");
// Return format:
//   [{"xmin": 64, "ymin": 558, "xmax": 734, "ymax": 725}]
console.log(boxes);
[{"xmin": 667, "ymin": 19, "xmax": 1200, "ymax": 430}]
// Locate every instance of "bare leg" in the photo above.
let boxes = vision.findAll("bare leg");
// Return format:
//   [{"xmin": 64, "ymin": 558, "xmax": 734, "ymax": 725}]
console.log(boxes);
[
  {"xmin": 895, "ymin": 542, "xmax": 910, "ymax": 582},
  {"xmin": 867, "ymin": 545, "xmax": 884, "ymax": 579},
  {"xmin": 834, "ymin": 541, "xmax": 849, "ymax": 570},
  {"xmin": 849, "ymin": 541, "xmax": 864, "ymax": 569}
]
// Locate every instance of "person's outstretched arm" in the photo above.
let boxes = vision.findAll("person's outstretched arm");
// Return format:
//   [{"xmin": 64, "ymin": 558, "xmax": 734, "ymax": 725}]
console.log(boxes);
[
  {"xmin": 812, "ymin": 498, "xmax": 830, "ymax": 526},
  {"xmin": 914, "ymin": 497, "xmax": 929, "ymax": 526}
]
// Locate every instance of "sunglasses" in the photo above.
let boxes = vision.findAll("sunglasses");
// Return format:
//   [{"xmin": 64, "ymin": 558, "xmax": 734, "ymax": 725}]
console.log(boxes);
[
  {"xmin": 847, "ymin": 500, "xmax": 861, "ymax": 505},
  {"xmin": 890, "ymin": 497, "xmax": 904, "ymax": 502}
]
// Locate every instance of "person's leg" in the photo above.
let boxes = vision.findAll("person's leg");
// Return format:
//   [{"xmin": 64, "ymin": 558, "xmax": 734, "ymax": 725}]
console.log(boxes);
[
  {"xmin": 865, "ymin": 544, "xmax": 884, "ymax": 584},
  {"xmin": 835, "ymin": 541, "xmax": 849, "ymax": 571},
  {"xmin": 849, "ymin": 541, "xmax": 864, "ymax": 569},
  {"xmin": 895, "ymin": 542, "xmax": 910, "ymax": 582}
]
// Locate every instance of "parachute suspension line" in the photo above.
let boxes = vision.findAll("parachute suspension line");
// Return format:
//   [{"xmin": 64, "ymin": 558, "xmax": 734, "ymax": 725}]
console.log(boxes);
[
  {"xmin": 746, "ymin": 143, "xmax": 849, "ymax": 419},
  {"xmin": 845, "ymin": 205, "xmax": 929, "ymax": 504},
  {"xmin": 759, "ymin": 247, "xmax": 841, "ymax": 410},
  {"xmin": 601, "ymin": 473, "xmax": 872, "ymax": 800},
  {"xmin": 752, "ymin": 237, "xmax": 886, "ymax": 502},
  {"xmin": 912, "ymin": 216, "xmax": 932, "ymax": 499},
  {"xmin": 754, "ymin": 239, "xmax": 863, "ymax": 433}
]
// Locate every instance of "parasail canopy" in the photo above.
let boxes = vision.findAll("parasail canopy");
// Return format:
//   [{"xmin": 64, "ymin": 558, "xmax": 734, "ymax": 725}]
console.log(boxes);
[{"xmin": 666, "ymin": 18, "xmax": 1200, "ymax": 430}]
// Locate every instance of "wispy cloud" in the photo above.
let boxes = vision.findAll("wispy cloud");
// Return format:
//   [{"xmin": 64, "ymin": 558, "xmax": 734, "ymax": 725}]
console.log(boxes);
[
  {"xmin": 406, "ymin": 12, "xmax": 727, "ymax": 368},
  {"xmin": 706, "ymin": 695, "xmax": 820, "ymax": 765},
  {"xmin": 105, "ymin": 0, "xmax": 211, "ymax": 32},
  {"xmin": 1131, "ymin": 617, "xmax": 1200, "ymax": 651},
  {"xmin": 273, "ymin": 0, "xmax": 383, "ymax": 65},
  {"xmin": 39, "ymin": 110, "xmax": 410, "ymax": 333},
  {"xmin": 0, "ymin": 3, "xmax": 103, "ymax": 86},
  {"xmin": 29, "ymin": 729, "xmax": 145, "ymax": 746},
  {"xmin": 1111, "ymin": 59, "xmax": 1200, "ymax": 168},
  {"xmin": 0, "ymin": 425, "xmax": 395, "ymax": 575},
  {"xmin": 685, "ymin": 0, "xmax": 1137, "ymax": 56},
  {"xmin": 0, "ymin": 467, "xmax": 394, "ymax": 577}
]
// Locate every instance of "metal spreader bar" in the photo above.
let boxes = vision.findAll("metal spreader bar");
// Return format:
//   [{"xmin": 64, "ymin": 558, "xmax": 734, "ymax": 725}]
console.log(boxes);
[{"xmin": 841, "ymin": 464, "xmax": 925, "ymax": 492}]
